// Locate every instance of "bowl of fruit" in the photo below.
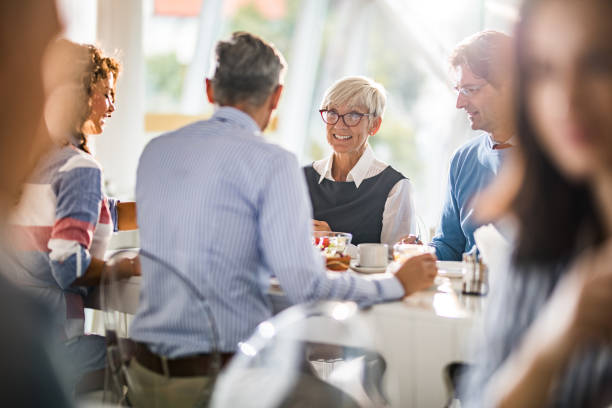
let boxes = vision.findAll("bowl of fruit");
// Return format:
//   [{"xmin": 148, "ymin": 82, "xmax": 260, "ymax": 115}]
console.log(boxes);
[{"xmin": 313, "ymin": 231, "xmax": 352, "ymax": 271}]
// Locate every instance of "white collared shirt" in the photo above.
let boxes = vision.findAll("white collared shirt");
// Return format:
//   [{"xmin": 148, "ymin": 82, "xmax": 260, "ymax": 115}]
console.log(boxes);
[{"xmin": 312, "ymin": 144, "xmax": 415, "ymax": 246}]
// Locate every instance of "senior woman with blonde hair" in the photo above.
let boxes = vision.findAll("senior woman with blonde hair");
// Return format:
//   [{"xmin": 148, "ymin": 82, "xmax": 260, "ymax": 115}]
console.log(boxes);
[{"xmin": 304, "ymin": 76, "xmax": 415, "ymax": 246}]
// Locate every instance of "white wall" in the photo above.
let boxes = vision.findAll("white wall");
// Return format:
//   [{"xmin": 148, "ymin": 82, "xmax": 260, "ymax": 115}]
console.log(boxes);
[
  {"xmin": 56, "ymin": 0, "xmax": 98, "ymax": 43},
  {"xmin": 94, "ymin": 0, "xmax": 146, "ymax": 199}
]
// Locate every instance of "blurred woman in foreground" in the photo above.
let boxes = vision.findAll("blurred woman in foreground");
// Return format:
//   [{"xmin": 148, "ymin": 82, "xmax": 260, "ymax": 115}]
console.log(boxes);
[
  {"xmin": 461, "ymin": 0, "xmax": 612, "ymax": 406},
  {"xmin": 8, "ymin": 39, "xmax": 139, "ymax": 388},
  {"xmin": 0, "ymin": 1, "xmax": 74, "ymax": 406}
]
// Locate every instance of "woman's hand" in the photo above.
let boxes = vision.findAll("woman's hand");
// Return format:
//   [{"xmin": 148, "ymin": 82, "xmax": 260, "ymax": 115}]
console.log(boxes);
[
  {"xmin": 114, "ymin": 255, "xmax": 141, "ymax": 280},
  {"xmin": 398, "ymin": 234, "xmax": 423, "ymax": 245},
  {"xmin": 313, "ymin": 219, "xmax": 332, "ymax": 232},
  {"xmin": 71, "ymin": 255, "xmax": 139, "ymax": 287},
  {"xmin": 394, "ymin": 253, "xmax": 437, "ymax": 296}
]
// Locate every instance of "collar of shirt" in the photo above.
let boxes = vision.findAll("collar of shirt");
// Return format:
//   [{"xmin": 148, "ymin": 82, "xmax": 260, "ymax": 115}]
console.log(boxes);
[
  {"xmin": 487, "ymin": 134, "xmax": 516, "ymax": 149},
  {"xmin": 314, "ymin": 144, "xmax": 388, "ymax": 188},
  {"xmin": 211, "ymin": 106, "xmax": 262, "ymax": 137}
]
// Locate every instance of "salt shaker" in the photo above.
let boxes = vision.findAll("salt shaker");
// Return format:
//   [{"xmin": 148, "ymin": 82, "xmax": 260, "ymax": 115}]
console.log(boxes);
[{"xmin": 462, "ymin": 246, "xmax": 489, "ymax": 296}]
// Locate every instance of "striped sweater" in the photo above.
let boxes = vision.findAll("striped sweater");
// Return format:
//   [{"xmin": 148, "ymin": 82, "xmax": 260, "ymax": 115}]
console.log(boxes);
[{"xmin": 6, "ymin": 145, "xmax": 117, "ymax": 340}]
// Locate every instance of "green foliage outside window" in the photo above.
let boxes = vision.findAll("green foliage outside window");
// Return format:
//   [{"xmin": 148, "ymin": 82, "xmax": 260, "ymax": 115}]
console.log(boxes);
[{"xmin": 145, "ymin": 53, "xmax": 186, "ymax": 111}]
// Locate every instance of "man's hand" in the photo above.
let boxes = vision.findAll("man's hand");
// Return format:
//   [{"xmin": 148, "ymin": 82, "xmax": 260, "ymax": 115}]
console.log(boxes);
[
  {"xmin": 72, "ymin": 255, "xmax": 140, "ymax": 287},
  {"xmin": 394, "ymin": 253, "xmax": 437, "ymax": 296},
  {"xmin": 313, "ymin": 219, "xmax": 332, "ymax": 232},
  {"xmin": 398, "ymin": 234, "xmax": 423, "ymax": 245}
]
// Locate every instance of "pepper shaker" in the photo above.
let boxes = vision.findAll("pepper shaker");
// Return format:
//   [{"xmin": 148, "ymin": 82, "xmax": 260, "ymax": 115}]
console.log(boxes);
[{"xmin": 462, "ymin": 246, "xmax": 489, "ymax": 296}]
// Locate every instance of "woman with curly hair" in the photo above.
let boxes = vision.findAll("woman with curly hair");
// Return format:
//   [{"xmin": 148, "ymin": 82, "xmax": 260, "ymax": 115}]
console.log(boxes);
[{"xmin": 7, "ymin": 38, "xmax": 139, "ymax": 389}]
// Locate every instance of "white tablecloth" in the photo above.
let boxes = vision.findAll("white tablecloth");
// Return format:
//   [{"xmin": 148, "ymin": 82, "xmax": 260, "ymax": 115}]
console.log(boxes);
[{"xmin": 86, "ymin": 261, "xmax": 483, "ymax": 407}]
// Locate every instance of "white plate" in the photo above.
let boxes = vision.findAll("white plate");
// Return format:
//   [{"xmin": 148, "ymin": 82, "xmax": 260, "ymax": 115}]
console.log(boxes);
[
  {"xmin": 349, "ymin": 259, "xmax": 388, "ymax": 274},
  {"xmin": 436, "ymin": 261, "xmax": 464, "ymax": 278}
]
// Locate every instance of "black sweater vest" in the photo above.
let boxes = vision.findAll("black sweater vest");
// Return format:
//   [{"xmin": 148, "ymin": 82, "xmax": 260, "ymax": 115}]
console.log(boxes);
[{"xmin": 303, "ymin": 165, "xmax": 406, "ymax": 245}]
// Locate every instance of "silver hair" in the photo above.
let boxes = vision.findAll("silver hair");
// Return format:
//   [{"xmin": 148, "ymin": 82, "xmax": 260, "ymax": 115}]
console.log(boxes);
[
  {"xmin": 320, "ymin": 76, "xmax": 387, "ymax": 118},
  {"xmin": 210, "ymin": 32, "xmax": 287, "ymax": 107}
]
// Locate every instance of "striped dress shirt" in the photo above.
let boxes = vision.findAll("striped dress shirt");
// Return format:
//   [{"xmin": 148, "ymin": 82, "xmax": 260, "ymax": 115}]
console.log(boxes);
[{"xmin": 129, "ymin": 107, "xmax": 405, "ymax": 357}]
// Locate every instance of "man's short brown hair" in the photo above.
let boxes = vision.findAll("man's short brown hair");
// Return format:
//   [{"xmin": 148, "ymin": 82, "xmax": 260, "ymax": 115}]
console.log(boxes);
[{"xmin": 450, "ymin": 30, "xmax": 512, "ymax": 88}]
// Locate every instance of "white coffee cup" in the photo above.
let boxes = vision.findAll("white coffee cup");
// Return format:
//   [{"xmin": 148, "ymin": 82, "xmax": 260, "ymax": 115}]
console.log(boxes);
[{"xmin": 358, "ymin": 243, "xmax": 388, "ymax": 268}]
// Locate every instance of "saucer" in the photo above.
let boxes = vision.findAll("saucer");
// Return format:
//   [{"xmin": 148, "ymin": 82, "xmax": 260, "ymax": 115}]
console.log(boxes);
[{"xmin": 349, "ymin": 259, "xmax": 388, "ymax": 274}]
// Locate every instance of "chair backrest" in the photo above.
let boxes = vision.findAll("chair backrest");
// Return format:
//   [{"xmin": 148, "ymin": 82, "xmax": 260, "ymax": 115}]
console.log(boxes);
[
  {"xmin": 100, "ymin": 248, "xmax": 221, "ymax": 407},
  {"xmin": 99, "ymin": 249, "xmax": 139, "ymax": 404},
  {"xmin": 210, "ymin": 301, "xmax": 391, "ymax": 408}
]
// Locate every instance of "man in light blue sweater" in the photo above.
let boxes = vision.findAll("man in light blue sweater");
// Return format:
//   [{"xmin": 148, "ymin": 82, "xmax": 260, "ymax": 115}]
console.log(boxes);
[{"xmin": 431, "ymin": 31, "xmax": 514, "ymax": 261}]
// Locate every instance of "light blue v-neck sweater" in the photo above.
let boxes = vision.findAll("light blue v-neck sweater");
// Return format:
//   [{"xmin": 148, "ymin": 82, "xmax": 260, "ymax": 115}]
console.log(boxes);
[{"xmin": 431, "ymin": 133, "xmax": 511, "ymax": 261}]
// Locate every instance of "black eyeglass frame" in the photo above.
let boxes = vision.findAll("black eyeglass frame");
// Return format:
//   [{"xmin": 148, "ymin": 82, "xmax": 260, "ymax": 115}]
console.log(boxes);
[{"xmin": 319, "ymin": 109, "xmax": 372, "ymax": 127}]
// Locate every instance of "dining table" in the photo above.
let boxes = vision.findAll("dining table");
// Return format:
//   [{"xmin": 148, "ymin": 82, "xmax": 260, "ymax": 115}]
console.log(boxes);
[{"xmin": 85, "ymin": 260, "xmax": 485, "ymax": 407}]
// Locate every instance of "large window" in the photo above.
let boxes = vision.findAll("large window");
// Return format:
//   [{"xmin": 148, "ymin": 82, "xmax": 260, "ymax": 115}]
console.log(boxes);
[{"xmin": 61, "ymin": 0, "xmax": 520, "ymax": 233}]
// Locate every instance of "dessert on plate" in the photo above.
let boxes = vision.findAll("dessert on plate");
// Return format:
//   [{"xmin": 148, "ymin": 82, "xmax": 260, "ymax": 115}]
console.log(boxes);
[{"xmin": 313, "ymin": 232, "xmax": 352, "ymax": 271}]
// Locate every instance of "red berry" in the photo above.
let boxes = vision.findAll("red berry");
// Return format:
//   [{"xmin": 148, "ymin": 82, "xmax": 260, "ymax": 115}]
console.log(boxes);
[{"xmin": 322, "ymin": 238, "xmax": 330, "ymax": 248}]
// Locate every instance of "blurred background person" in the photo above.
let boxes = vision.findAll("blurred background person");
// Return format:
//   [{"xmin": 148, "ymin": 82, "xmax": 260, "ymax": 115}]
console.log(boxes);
[
  {"xmin": 304, "ymin": 76, "xmax": 415, "ymax": 246},
  {"xmin": 6, "ymin": 38, "xmax": 139, "ymax": 391},
  {"xmin": 0, "ymin": 1, "xmax": 73, "ymax": 406},
  {"xmin": 461, "ymin": 0, "xmax": 612, "ymax": 406}
]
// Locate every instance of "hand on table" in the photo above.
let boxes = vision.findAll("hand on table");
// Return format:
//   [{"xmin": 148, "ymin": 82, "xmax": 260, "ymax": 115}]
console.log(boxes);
[
  {"xmin": 313, "ymin": 219, "xmax": 332, "ymax": 232},
  {"xmin": 113, "ymin": 256, "xmax": 141, "ymax": 280},
  {"xmin": 74, "ymin": 255, "xmax": 140, "ymax": 287},
  {"xmin": 394, "ymin": 253, "xmax": 437, "ymax": 296},
  {"xmin": 398, "ymin": 234, "xmax": 423, "ymax": 245}
]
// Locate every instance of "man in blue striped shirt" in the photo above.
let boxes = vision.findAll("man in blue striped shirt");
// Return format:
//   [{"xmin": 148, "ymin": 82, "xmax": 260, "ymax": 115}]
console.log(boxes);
[{"xmin": 129, "ymin": 32, "xmax": 436, "ymax": 405}]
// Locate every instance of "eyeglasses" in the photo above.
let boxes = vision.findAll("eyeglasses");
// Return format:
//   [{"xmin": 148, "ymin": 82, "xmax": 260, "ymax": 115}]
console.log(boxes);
[
  {"xmin": 319, "ymin": 109, "xmax": 371, "ymax": 127},
  {"xmin": 454, "ymin": 83, "xmax": 486, "ymax": 97}
]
